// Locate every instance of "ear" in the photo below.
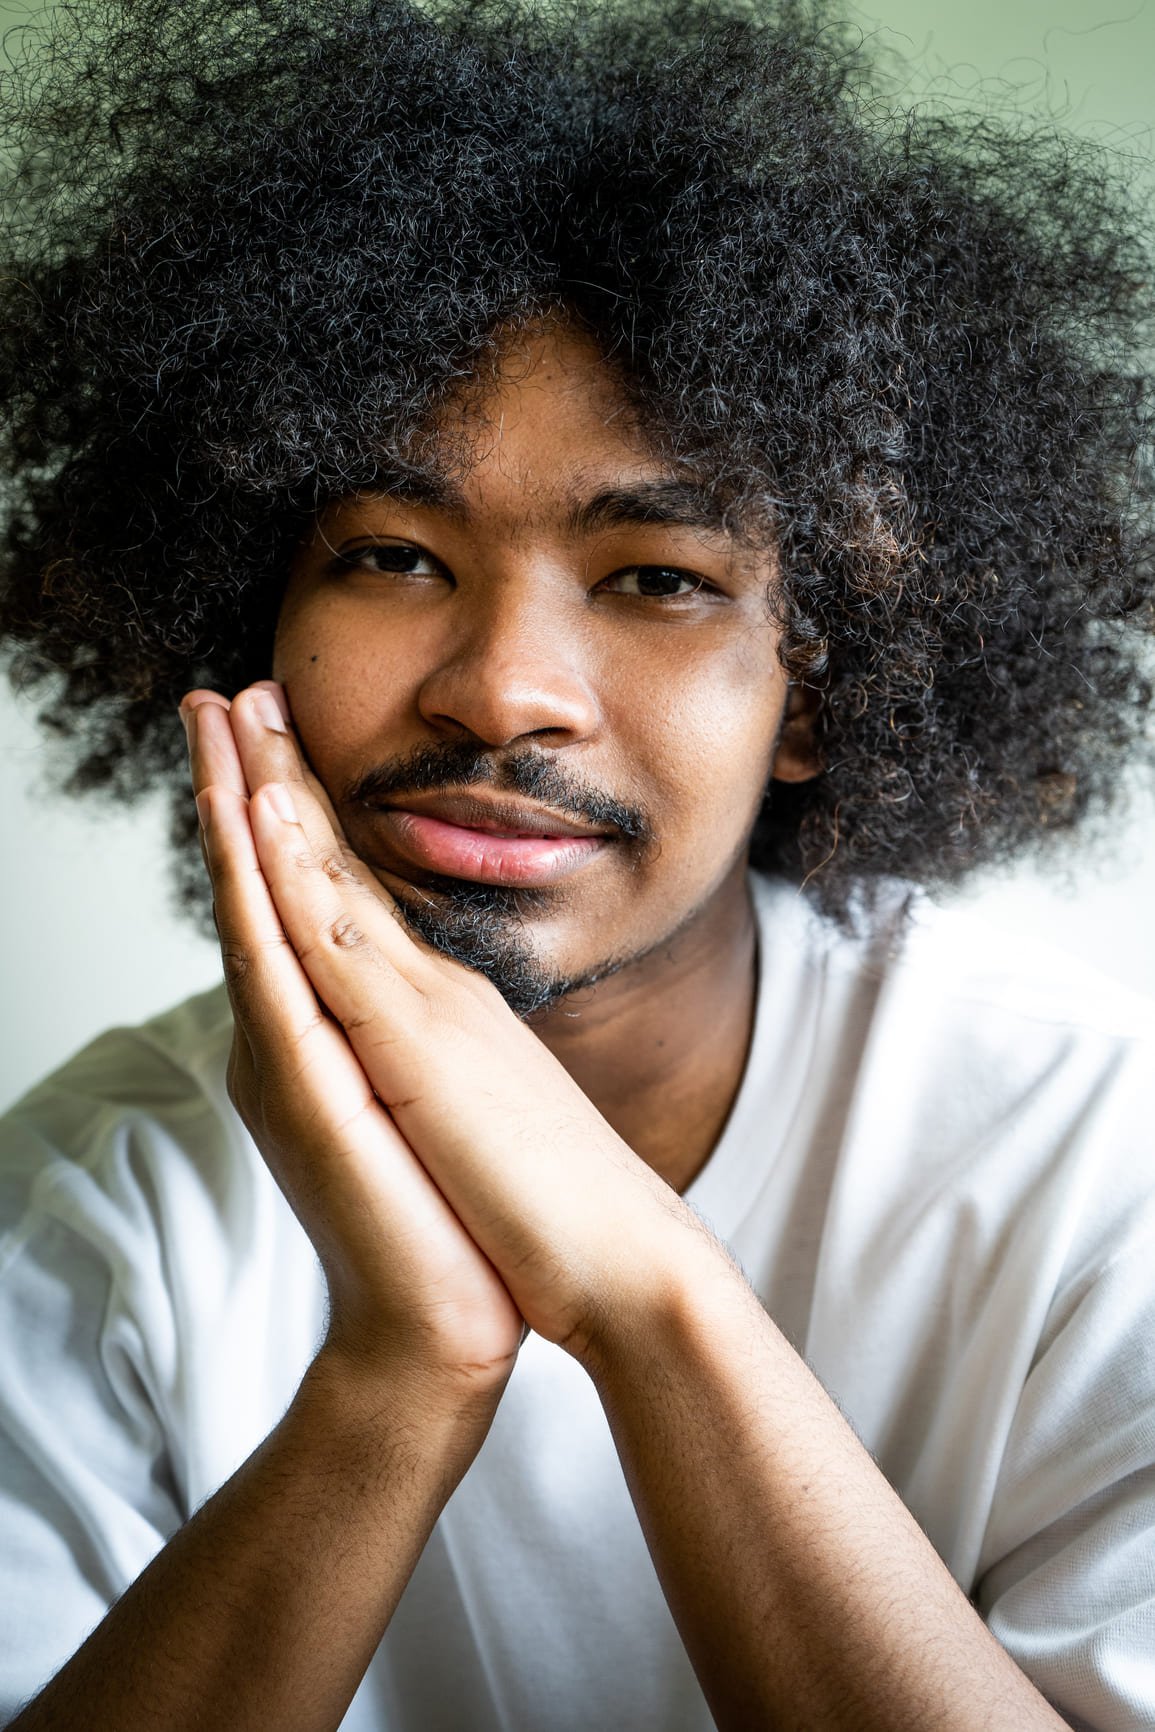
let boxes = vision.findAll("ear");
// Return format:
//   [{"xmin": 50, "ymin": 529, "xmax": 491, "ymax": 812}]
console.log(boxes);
[{"xmin": 770, "ymin": 682, "xmax": 823, "ymax": 785}]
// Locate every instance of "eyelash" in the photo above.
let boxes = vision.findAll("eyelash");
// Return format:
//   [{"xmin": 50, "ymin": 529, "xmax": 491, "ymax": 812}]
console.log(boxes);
[
  {"xmin": 332, "ymin": 544, "xmax": 433, "ymax": 576},
  {"xmin": 328, "ymin": 542, "xmax": 718, "ymax": 601}
]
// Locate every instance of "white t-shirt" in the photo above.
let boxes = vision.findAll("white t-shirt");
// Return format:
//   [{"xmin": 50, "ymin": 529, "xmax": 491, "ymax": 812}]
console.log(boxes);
[{"xmin": 1, "ymin": 873, "xmax": 1154, "ymax": 1731}]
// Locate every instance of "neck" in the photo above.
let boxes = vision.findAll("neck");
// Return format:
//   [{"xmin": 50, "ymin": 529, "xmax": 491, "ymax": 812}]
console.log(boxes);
[{"xmin": 533, "ymin": 863, "xmax": 760, "ymax": 1193}]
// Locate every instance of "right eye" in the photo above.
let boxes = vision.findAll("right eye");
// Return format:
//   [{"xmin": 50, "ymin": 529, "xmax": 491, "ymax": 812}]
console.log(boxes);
[{"xmin": 332, "ymin": 540, "xmax": 443, "ymax": 576}]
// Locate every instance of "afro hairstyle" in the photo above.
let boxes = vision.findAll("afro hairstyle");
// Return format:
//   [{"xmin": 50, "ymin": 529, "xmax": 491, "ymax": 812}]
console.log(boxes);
[{"xmin": 0, "ymin": 0, "xmax": 1153, "ymax": 928}]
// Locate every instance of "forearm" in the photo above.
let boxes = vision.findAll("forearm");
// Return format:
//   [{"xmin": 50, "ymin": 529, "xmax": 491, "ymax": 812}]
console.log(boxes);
[
  {"xmin": 11, "ymin": 1350, "xmax": 499, "ymax": 1732},
  {"xmin": 586, "ymin": 1248, "xmax": 1067, "ymax": 1732}
]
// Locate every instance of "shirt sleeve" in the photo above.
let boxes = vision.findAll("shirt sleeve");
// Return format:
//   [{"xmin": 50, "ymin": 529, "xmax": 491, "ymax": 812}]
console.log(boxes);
[
  {"xmin": 0, "ymin": 994, "xmax": 323, "ymax": 1726},
  {"xmin": 0, "ymin": 1100, "xmax": 187, "ymax": 1721},
  {"xmin": 974, "ymin": 1193, "xmax": 1155, "ymax": 1729}
]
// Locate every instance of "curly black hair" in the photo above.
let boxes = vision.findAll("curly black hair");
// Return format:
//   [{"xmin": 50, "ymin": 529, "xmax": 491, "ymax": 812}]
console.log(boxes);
[{"xmin": 1, "ymin": 0, "xmax": 1152, "ymax": 929}]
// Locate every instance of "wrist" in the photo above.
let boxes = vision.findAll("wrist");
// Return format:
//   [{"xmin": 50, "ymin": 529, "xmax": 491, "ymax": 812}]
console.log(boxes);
[
  {"xmin": 574, "ymin": 1212, "xmax": 758, "ymax": 1386},
  {"xmin": 305, "ymin": 1333, "xmax": 510, "ymax": 1468}
]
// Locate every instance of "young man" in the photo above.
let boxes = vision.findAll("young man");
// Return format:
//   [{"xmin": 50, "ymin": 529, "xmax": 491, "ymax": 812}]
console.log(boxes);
[{"xmin": 0, "ymin": 2, "xmax": 1153, "ymax": 1727}]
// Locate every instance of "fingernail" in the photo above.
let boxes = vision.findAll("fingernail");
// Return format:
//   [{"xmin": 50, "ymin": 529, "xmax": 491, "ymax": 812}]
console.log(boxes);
[
  {"xmin": 195, "ymin": 791, "xmax": 211, "ymax": 831},
  {"xmin": 265, "ymin": 783, "xmax": 297, "ymax": 823},
  {"xmin": 255, "ymin": 688, "xmax": 287, "ymax": 733},
  {"xmin": 181, "ymin": 705, "xmax": 197, "ymax": 745}
]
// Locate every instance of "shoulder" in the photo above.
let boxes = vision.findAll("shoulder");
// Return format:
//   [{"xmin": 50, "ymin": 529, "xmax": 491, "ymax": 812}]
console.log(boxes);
[
  {"xmin": 754, "ymin": 868, "xmax": 1155, "ymax": 1042},
  {"xmin": 9, "ymin": 981, "xmax": 236, "ymax": 1123},
  {"xmin": 891, "ymin": 889, "xmax": 1155, "ymax": 1043},
  {"xmin": 0, "ymin": 983, "xmax": 246, "ymax": 1265},
  {"xmin": 876, "ymin": 891, "xmax": 1155, "ymax": 1229},
  {"xmin": 0, "ymin": 988, "xmax": 321, "ymax": 1529},
  {"xmin": 752, "ymin": 869, "xmax": 1155, "ymax": 1091},
  {"xmin": 750, "ymin": 871, "xmax": 1155, "ymax": 1268}
]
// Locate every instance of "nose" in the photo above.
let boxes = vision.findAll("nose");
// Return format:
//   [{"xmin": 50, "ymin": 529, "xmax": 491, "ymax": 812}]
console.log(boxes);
[{"xmin": 415, "ymin": 573, "xmax": 601, "ymax": 749}]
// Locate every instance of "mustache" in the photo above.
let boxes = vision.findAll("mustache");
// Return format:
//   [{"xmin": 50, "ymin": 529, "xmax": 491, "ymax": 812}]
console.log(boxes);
[{"xmin": 343, "ymin": 741, "xmax": 652, "ymax": 846}]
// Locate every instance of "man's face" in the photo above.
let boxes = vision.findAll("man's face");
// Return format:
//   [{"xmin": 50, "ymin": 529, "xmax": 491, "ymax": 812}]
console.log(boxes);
[{"xmin": 273, "ymin": 322, "xmax": 815, "ymax": 1015}]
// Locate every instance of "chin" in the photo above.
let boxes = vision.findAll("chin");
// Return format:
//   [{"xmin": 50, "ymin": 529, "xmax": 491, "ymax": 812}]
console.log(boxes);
[{"xmin": 389, "ymin": 875, "xmax": 638, "ymax": 1020}]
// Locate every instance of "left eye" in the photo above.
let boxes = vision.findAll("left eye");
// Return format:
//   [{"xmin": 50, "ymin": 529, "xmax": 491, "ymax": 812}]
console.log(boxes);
[
  {"xmin": 337, "ymin": 542, "xmax": 440, "ymax": 575},
  {"xmin": 602, "ymin": 566, "xmax": 708, "ymax": 598}
]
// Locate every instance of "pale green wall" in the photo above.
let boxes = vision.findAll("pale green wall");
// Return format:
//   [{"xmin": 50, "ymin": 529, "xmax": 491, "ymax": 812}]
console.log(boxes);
[
  {"xmin": 856, "ymin": 0, "xmax": 1153, "ymax": 194},
  {"xmin": 861, "ymin": 0, "xmax": 1152, "ymax": 129},
  {"xmin": 2, "ymin": 0, "xmax": 1152, "ymax": 142}
]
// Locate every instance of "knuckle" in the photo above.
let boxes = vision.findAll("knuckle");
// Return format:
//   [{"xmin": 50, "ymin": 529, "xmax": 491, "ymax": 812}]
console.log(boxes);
[
  {"xmin": 326, "ymin": 914, "xmax": 368, "ymax": 951},
  {"xmin": 218, "ymin": 929, "xmax": 296, "ymax": 1015},
  {"xmin": 319, "ymin": 849, "xmax": 357, "ymax": 886},
  {"xmin": 284, "ymin": 1006, "xmax": 329, "ymax": 1051},
  {"xmin": 220, "ymin": 939, "xmax": 253, "ymax": 992}
]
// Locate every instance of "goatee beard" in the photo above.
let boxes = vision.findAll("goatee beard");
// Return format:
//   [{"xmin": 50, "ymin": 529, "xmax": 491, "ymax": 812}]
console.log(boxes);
[{"xmin": 389, "ymin": 876, "xmax": 626, "ymax": 1019}]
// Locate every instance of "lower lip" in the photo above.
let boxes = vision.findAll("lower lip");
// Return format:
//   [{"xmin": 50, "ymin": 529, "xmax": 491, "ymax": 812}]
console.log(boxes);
[{"xmin": 378, "ymin": 810, "xmax": 608, "ymax": 886}]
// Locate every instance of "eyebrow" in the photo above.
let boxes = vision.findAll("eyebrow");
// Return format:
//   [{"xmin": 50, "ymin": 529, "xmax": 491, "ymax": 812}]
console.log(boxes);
[
  {"xmin": 351, "ymin": 470, "xmax": 733, "ymax": 536},
  {"xmin": 357, "ymin": 465, "xmax": 467, "ymax": 512},
  {"xmin": 565, "ymin": 481, "xmax": 733, "ymax": 536}
]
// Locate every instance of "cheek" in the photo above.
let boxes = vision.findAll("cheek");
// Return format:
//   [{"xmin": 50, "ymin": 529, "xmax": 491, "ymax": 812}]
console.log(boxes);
[
  {"xmin": 271, "ymin": 599, "xmax": 421, "ymax": 781},
  {"xmin": 611, "ymin": 636, "xmax": 787, "ymax": 839}
]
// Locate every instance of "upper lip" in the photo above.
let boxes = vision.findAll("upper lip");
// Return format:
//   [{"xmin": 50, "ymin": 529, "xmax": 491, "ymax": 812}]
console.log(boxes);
[{"xmin": 376, "ymin": 791, "xmax": 612, "ymax": 839}]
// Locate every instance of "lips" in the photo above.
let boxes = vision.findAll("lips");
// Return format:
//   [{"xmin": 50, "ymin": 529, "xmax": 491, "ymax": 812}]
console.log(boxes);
[
  {"xmin": 385, "ymin": 791, "xmax": 608, "ymax": 840},
  {"xmin": 367, "ymin": 793, "xmax": 613, "ymax": 887}
]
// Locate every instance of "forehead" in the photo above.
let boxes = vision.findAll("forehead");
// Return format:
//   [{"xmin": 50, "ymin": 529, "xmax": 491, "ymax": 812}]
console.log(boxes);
[
  {"xmin": 323, "ymin": 321, "xmax": 749, "ymax": 540},
  {"xmin": 424, "ymin": 321, "xmax": 669, "ymax": 512}
]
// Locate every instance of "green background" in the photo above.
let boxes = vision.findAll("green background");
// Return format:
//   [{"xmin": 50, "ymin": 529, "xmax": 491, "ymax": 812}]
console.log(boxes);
[
  {"xmin": 0, "ymin": 0, "xmax": 1153, "ymax": 153},
  {"xmin": 856, "ymin": 0, "xmax": 1152, "ymax": 152}
]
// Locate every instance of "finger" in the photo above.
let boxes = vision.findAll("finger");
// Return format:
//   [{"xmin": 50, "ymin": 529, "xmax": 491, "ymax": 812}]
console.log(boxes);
[
  {"xmin": 183, "ymin": 691, "xmax": 249, "ymax": 801},
  {"xmin": 200, "ymin": 783, "xmax": 405, "ymax": 1153},
  {"xmin": 198, "ymin": 782, "xmax": 340, "ymax": 1050},
  {"xmin": 246, "ymin": 778, "xmax": 425, "ymax": 1047},
  {"xmin": 228, "ymin": 681, "xmax": 388, "ymax": 903}
]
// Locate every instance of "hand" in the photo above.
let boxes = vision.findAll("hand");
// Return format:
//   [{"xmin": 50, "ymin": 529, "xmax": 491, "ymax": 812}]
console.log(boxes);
[
  {"xmin": 184, "ymin": 685, "xmax": 525, "ymax": 1401},
  {"xmin": 189, "ymin": 680, "xmax": 723, "ymax": 1366}
]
